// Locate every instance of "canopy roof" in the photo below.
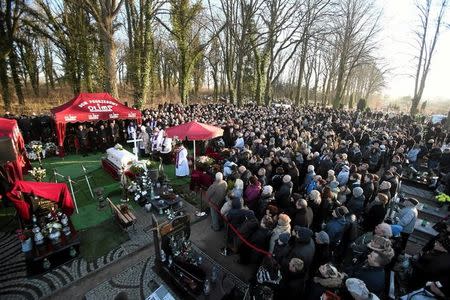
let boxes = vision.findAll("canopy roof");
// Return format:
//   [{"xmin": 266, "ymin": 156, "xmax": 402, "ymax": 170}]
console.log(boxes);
[
  {"xmin": 51, "ymin": 93, "xmax": 142, "ymax": 149},
  {"xmin": 51, "ymin": 92, "xmax": 141, "ymax": 123},
  {"xmin": 165, "ymin": 121, "xmax": 224, "ymax": 141}
]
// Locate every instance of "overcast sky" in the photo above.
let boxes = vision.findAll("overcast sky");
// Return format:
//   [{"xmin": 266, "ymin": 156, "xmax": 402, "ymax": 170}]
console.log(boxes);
[{"xmin": 377, "ymin": 0, "xmax": 450, "ymax": 100}]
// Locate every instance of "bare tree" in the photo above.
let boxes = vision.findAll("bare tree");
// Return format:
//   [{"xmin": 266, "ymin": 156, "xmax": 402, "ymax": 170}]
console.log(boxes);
[
  {"xmin": 410, "ymin": 0, "xmax": 447, "ymax": 115},
  {"xmin": 332, "ymin": 0, "xmax": 381, "ymax": 108},
  {"xmin": 79, "ymin": 0, "xmax": 124, "ymax": 98}
]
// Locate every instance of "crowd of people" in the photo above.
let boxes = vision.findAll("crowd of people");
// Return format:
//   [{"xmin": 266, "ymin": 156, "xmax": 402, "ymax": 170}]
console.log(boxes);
[{"xmin": 3, "ymin": 104, "xmax": 450, "ymax": 299}]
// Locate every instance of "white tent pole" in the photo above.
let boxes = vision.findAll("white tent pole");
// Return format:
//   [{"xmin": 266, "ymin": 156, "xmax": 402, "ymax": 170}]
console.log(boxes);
[{"xmin": 193, "ymin": 140, "xmax": 196, "ymax": 170}]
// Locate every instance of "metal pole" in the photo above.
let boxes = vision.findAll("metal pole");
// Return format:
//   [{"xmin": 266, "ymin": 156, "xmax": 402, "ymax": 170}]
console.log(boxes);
[
  {"xmin": 67, "ymin": 176, "xmax": 79, "ymax": 214},
  {"xmin": 82, "ymin": 164, "xmax": 94, "ymax": 199},
  {"xmin": 193, "ymin": 140, "xmax": 196, "ymax": 170},
  {"xmin": 54, "ymin": 169, "xmax": 58, "ymax": 183}
]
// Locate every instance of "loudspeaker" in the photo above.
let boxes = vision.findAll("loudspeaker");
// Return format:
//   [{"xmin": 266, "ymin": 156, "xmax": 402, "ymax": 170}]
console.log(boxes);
[{"xmin": 0, "ymin": 137, "xmax": 17, "ymax": 163}]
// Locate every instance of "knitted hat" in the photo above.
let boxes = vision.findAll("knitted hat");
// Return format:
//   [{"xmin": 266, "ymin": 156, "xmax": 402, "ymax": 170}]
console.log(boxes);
[
  {"xmin": 379, "ymin": 181, "xmax": 391, "ymax": 191},
  {"xmin": 353, "ymin": 187, "xmax": 364, "ymax": 197},
  {"xmin": 283, "ymin": 175, "xmax": 292, "ymax": 183},
  {"xmin": 315, "ymin": 231, "xmax": 330, "ymax": 244},
  {"xmin": 308, "ymin": 165, "xmax": 315, "ymax": 172},
  {"xmin": 262, "ymin": 185, "xmax": 273, "ymax": 195},
  {"xmin": 278, "ymin": 232, "xmax": 291, "ymax": 245},
  {"xmin": 278, "ymin": 214, "xmax": 291, "ymax": 226}
]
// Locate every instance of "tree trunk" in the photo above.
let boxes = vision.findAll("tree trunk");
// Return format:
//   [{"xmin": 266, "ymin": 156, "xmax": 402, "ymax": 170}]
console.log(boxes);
[
  {"xmin": 101, "ymin": 33, "xmax": 119, "ymax": 97},
  {"xmin": 0, "ymin": 56, "xmax": 11, "ymax": 111},
  {"xmin": 8, "ymin": 48, "xmax": 24, "ymax": 106},
  {"xmin": 410, "ymin": 97, "xmax": 420, "ymax": 116},
  {"xmin": 295, "ymin": 38, "xmax": 308, "ymax": 106}
]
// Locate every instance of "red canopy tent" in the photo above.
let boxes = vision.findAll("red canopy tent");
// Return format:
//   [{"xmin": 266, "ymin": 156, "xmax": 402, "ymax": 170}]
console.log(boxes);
[
  {"xmin": 51, "ymin": 93, "xmax": 142, "ymax": 154},
  {"xmin": 7, "ymin": 180, "xmax": 75, "ymax": 222},
  {"xmin": 165, "ymin": 121, "xmax": 224, "ymax": 169},
  {"xmin": 0, "ymin": 118, "xmax": 30, "ymax": 183}
]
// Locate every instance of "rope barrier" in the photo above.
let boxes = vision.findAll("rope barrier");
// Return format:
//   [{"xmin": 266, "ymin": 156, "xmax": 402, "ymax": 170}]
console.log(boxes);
[{"xmin": 205, "ymin": 196, "xmax": 272, "ymax": 258}]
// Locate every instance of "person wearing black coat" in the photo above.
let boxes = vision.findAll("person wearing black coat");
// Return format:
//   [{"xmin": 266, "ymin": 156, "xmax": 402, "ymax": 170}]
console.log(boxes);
[
  {"xmin": 362, "ymin": 193, "xmax": 388, "ymax": 232},
  {"xmin": 241, "ymin": 216, "xmax": 273, "ymax": 265},
  {"xmin": 277, "ymin": 258, "xmax": 306, "ymax": 299},
  {"xmin": 288, "ymin": 197, "xmax": 314, "ymax": 229},
  {"xmin": 279, "ymin": 226, "xmax": 316, "ymax": 274},
  {"xmin": 275, "ymin": 176, "xmax": 293, "ymax": 211}
]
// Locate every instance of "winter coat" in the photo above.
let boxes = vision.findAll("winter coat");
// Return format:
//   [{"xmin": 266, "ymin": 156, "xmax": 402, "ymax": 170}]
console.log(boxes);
[
  {"xmin": 278, "ymin": 271, "xmax": 306, "ymax": 299},
  {"xmin": 228, "ymin": 198, "xmax": 255, "ymax": 229},
  {"xmin": 303, "ymin": 171, "xmax": 316, "ymax": 190},
  {"xmin": 361, "ymin": 182, "xmax": 374, "ymax": 206},
  {"xmin": 269, "ymin": 223, "xmax": 291, "ymax": 253},
  {"xmin": 347, "ymin": 195, "xmax": 365, "ymax": 216},
  {"xmin": 362, "ymin": 202, "xmax": 386, "ymax": 232},
  {"xmin": 244, "ymin": 183, "xmax": 261, "ymax": 210},
  {"xmin": 311, "ymin": 243, "xmax": 331, "ymax": 272},
  {"xmin": 275, "ymin": 181, "xmax": 293, "ymax": 210},
  {"xmin": 247, "ymin": 227, "xmax": 272, "ymax": 264},
  {"xmin": 395, "ymin": 206, "xmax": 418, "ymax": 234},
  {"xmin": 352, "ymin": 266, "xmax": 385, "ymax": 298},
  {"xmin": 325, "ymin": 217, "xmax": 348, "ymax": 247},
  {"xmin": 282, "ymin": 228, "xmax": 316, "ymax": 271},
  {"xmin": 337, "ymin": 169, "xmax": 350, "ymax": 186},
  {"xmin": 206, "ymin": 180, "xmax": 228, "ymax": 207},
  {"xmin": 289, "ymin": 207, "xmax": 314, "ymax": 229},
  {"xmin": 257, "ymin": 194, "xmax": 275, "ymax": 219}
]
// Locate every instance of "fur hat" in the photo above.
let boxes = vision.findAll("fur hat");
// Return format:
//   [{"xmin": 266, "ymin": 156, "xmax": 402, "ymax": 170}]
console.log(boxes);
[
  {"xmin": 277, "ymin": 214, "xmax": 291, "ymax": 226},
  {"xmin": 367, "ymin": 236, "xmax": 392, "ymax": 252},
  {"xmin": 379, "ymin": 181, "xmax": 391, "ymax": 191},
  {"xmin": 262, "ymin": 185, "xmax": 273, "ymax": 195},
  {"xmin": 327, "ymin": 170, "xmax": 335, "ymax": 176},
  {"xmin": 352, "ymin": 187, "xmax": 364, "ymax": 197},
  {"xmin": 283, "ymin": 175, "xmax": 292, "ymax": 183},
  {"xmin": 307, "ymin": 165, "xmax": 315, "ymax": 172},
  {"xmin": 238, "ymin": 166, "xmax": 246, "ymax": 173}
]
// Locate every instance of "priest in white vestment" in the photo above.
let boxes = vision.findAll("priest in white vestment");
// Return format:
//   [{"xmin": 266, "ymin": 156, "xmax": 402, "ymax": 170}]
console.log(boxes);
[{"xmin": 175, "ymin": 143, "xmax": 189, "ymax": 177}]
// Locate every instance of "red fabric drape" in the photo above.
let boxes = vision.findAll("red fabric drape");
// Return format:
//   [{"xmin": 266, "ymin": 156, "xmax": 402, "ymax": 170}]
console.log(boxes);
[
  {"xmin": 0, "ymin": 118, "xmax": 30, "ymax": 183},
  {"xmin": 7, "ymin": 180, "xmax": 75, "ymax": 222}
]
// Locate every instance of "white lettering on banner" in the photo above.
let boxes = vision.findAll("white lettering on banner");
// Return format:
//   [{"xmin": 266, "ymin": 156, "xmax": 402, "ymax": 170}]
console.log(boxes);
[
  {"xmin": 88, "ymin": 114, "xmax": 99, "ymax": 120},
  {"xmin": 78, "ymin": 100, "xmax": 118, "ymax": 111},
  {"xmin": 109, "ymin": 113, "xmax": 119, "ymax": 119},
  {"xmin": 64, "ymin": 115, "xmax": 77, "ymax": 121},
  {"xmin": 128, "ymin": 112, "xmax": 136, "ymax": 118}
]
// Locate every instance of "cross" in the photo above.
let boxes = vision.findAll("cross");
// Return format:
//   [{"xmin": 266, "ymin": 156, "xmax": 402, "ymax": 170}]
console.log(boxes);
[{"xmin": 126, "ymin": 131, "xmax": 143, "ymax": 160}]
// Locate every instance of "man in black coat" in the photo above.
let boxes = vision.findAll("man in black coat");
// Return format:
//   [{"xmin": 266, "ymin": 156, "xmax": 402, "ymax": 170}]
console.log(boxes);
[
  {"xmin": 289, "ymin": 197, "xmax": 313, "ymax": 229},
  {"xmin": 279, "ymin": 226, "xmax": 316, "ymax": 275},
  {"xmin": 76, "ymin": 124, "xmax": 89, "ymax": 156}
]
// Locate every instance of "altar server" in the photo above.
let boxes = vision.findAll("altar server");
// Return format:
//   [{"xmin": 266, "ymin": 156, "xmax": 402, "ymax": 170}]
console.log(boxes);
[
  {"xmin": 175, "ymin": 142, "xmax": 189, "ymax": 177},
  {"xmin": 138, "ymin": 126, "xmax": 150, "ymax": 157},
  {"xmin": 160, "ymin": 132, "xmax": 173, "ymax": 164}
]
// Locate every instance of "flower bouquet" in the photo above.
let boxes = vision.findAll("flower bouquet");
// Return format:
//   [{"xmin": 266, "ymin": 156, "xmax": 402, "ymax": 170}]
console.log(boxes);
[
  {"xmin": 129, "ymin": 161, "xmax": 147, "ymax": 176},
  {"xmin": 29, "ymin": 167, "xmax": 47, "ymax": 182},
  {"xmin": 44, "ymin": 142, "xmax": 58, "ymax": 156},
  {"xmin": 114, "ymin": 144, "xmax": 124, "ymax": 150},
  {"xmin": 27, "ymin": 141, "xmax": 46, "ymax": 162},
  {"xmin": 196, "ymin": 156, "xmax": 215, "ymax": 171}
]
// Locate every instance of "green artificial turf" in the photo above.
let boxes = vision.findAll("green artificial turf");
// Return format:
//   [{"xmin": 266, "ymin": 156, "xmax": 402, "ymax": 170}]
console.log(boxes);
[{"xmin": 79, "ymin": 217, "xmax": 129, "ymax": 262}]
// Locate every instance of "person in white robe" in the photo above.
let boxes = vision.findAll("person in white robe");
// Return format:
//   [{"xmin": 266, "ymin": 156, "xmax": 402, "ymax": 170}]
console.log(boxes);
[
  {"xmin": 138, "ymin": 126, "xmax": 150, "ymax": 156},
  {"xmin": 175, "ymin": 143, "xmax": 189, "ymax": 177}
]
